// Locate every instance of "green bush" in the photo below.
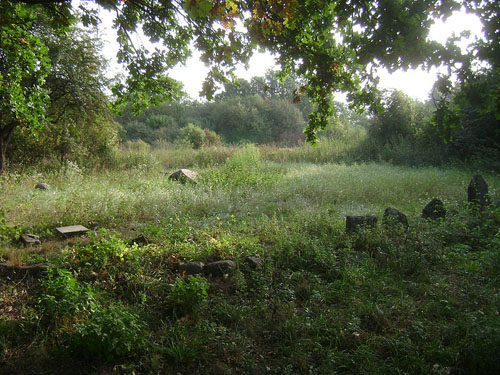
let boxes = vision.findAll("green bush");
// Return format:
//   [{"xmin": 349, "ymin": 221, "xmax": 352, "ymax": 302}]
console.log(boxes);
[
  {"xmin": 178, "ymin": 123, "xmax": 206, "ymax": 149},
  {"xmin": 65, "ymin": 303, "xmax": 146, "ymax": 360},
  {"xmin": 39, "ymin": 268, "xmax": 97, "ymax": 322},
  {"xmin": 167, "ymin": 275, "xmax": 209, "ymax": 317}
]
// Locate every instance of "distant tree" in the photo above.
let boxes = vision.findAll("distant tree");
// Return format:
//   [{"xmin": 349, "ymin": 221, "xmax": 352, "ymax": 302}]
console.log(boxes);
[
  {"xmin": 369, "ymin": 90, "xmax": 422, "ymax": 145},
  {"xmin": 11, "ymin": 25, "xmax": 118, "ymax": 165},
  {"xmin": 432, "ymin": 67, "xmax": 500, "ymax": 160}
]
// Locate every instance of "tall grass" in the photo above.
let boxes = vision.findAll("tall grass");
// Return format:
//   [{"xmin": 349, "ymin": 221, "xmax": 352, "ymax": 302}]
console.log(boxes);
[
  {"xmin": 2, "ymin": 144, "xmax": 500, "ymax": 375},
  {"xmin": 2, "ymin": 148, "xmax": 497, "ymax": 238}
]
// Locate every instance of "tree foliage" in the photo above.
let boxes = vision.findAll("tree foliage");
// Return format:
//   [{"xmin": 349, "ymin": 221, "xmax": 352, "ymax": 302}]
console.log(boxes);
[
  {"xmin": 9, "ymin": 24, "xmax": 118, "ymax": 167},
  {"xmin": 6, "ymin": 0, "xmax": 498, "ymax": 146},
  {"xmin": 116, "ymin": 72, "xmax": 308, "ymax": 146},
  {"xmin": 0, "ymin": 2, "xmax": 50, "ymax": 170}
]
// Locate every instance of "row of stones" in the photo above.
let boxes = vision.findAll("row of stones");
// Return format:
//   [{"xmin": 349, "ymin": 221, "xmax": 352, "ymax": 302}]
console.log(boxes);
[
  {"xmin": 179, "ymin": 256, "xmax": 263, "ymax": 277},
  {"xmin": 346, "ymin": 174, "xmax": 494, "ymax": 233}
]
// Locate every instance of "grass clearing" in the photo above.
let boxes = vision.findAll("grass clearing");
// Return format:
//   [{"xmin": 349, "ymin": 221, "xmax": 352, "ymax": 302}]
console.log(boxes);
[{"xmin": 1, "ymin": 147, "xmax": 500, "ymax": 374}]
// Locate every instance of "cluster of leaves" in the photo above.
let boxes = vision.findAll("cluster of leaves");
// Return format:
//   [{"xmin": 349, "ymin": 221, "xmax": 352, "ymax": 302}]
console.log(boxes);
[{"xmin": 5, "ymin": 0, "xmax": 497, "ymax": 148}]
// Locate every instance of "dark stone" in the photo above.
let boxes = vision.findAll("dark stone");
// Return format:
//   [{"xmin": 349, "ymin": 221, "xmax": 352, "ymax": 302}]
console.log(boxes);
[
  {"xmin": 19, "ymin": 234, "xmax": 41, "ymax": 246},
  {"xmin": 204, "ymin": 260, "xmax": 235, "ymax": 277},
  {"xmin": 243, "ymin": 256, "xmax": 263, "ymax": 269},
  {"xmin": 346, "ymin": 215, "xmax": 378, "ymax": 233},
  {"xmin": 422, "ymin": 198, "xmax": 446, "ymax": 220},
  {"xmin": 35, "ymin": 182, "xmax": 50, "ymax": 190},
  {"xmin": 130, "ymin": 234, "xmax": 150, "ymax": 246},
  {"xmin": 382, "ymin": 207, "xmax": 409, "ymax": 229},
  {"xmin": 468, "ymin": 174, "xmax": 490, "ymax": 211},
  {"xmin": 0, "ymin": 262, "xmax": 54, "ymax": 276},
  {"xmin": 179, "ymin": 261, "xmax": 205, "ymax": 275},
  {"xmin": 168, "ymin": 169, "xmax": 198, "ymax": 184}
]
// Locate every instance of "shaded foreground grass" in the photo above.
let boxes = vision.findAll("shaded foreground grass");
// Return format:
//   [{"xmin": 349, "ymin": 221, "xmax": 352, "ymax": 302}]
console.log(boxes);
[{"xmin": 1, "ymin": 151, "xmax": 500, "ymax": 374}]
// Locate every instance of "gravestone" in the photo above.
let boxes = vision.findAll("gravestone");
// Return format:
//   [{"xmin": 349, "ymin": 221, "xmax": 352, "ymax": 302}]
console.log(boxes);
[
  {"xmin": 20, "ymin": 234, "xmax": 41, "ymax": 246},
  {"xmin": 244, "ymin": 255, "xmax": 263, "ymax": 269},
  {"xmin": 0, "ymin": 262, "xmax": 54, "ymax": 276},
  {"xmin": 382, "ymin": 207, "xmax": 409, "ymax": 229},
  {"xmin": 468, "ymin": 174, "xmax": 490, "ymax": 211},
  {"xmin": 179, "ymin": 261, "xmax": 205, "ymax": 275},
  {"xmin": 168, "ymin": 169, "xmax": 198, "ymax": 184},
  {"xmin": 56, "ymin": 225, "xmax": 89, "ymax": 236},
  {"xmin": 130, "ymin": 234, "xmax": 150, "ymax": 246},
  {"xmin": 422, "ymin": 198, "xmax": 446, "ymax": 220},
  {"xmin": 204, "ymin": 260, "xmax": 235, "ymax": 276},
  {"xmin": 346, "ymin": 215, "xmax": 378, "ymax": 233},
  {"xmin": 35, "ymin": 182, "xmax": 50, "ymax": 190}
]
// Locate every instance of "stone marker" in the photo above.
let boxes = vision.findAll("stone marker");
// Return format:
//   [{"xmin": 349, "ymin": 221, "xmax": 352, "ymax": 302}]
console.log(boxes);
[
  {"xmin": 56, "ymin": 225, "xmax": 89, "ymax": 236},
  {"xmin": 20, "ymin": 234, "xmax": 41, "ymax": 246},
  {"xmin": 468, "ymin": 174, "xmax": 490, "ymax": 211},
  {"xmin": 204, "ymin": 260, "xmax": 235, "ymax": 277},
  {"xmin": 130, "ymin": 234, "xmax": 150, "ymax": 246},
  {"xmin": 0, "ymin": 262, "xmax": 54, "ymax": 276},
  {"xmin": 243, "ymin": 255, "xmax": 263, "ymax": 269},
  {"xmin": 346, "ymin": 215, "xmax": 378, "ymax": 233},
  {"xmin": 422, "ymin": 198, "xmax": 446, "ymax": 220},
  {"xmin": 35, "ymin": 182, "xmax": 50, "ymax": 190},
  {"xmin": 179, "ymin": 261, "xmax": 205, "ymax": 275},
  {"xmin": 168, "ymin": 169, "xmax": 198, "ymax": 184},
  {"xmin": 382, "ymin": 207, "xmax": 409, "ymax": 229}
]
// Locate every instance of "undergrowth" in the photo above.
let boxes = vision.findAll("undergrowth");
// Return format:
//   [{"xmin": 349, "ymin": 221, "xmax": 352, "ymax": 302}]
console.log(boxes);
[{"xmin": 1, "ymin": 153, "xmax": 500, "ymax": 374}]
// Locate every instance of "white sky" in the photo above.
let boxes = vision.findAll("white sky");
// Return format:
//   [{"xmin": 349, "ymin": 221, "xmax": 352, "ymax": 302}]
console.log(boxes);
[{"xmin": 98, "ymin": 8, "xmax": 484, "ymax": 102}]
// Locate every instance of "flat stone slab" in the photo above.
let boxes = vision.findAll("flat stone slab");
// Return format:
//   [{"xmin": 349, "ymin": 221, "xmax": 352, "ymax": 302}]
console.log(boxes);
[
  {"xmin": 0, "ymin": 262, "xmax": 54, "ymax": 276},
  {"xmin": 20, "ymin": 234, "xmax": 41, "ymax": 246},
  {"xmin": 56, "ymin": 225, "xmax": 89, "ymax": 235}
]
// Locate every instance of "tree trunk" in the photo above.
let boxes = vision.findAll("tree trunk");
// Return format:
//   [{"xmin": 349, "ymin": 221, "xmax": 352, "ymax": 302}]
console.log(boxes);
[
  {"xmin": 0, "ymin": 140, "xmax": 6, "ymax": 173},
  {"xmin": 0, "ymin": 123, "xmax": 16, "ymax": 173}
]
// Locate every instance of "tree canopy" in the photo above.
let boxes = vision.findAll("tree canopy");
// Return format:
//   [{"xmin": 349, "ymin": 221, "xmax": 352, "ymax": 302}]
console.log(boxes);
[{"xmin": 2, "ymin": 0, "xmax": 499, "ymax": 153}]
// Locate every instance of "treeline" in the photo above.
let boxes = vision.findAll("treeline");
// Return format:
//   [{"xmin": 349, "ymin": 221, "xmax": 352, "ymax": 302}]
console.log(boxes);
[
  {"xmin": 3, "ymin": 23, "xmax": 499, "ymax": 171},
  {"xmin": 116, "ymin": 67, "xmax": 500, "ymax": 169},
  {"xmin": 116, "ymin": 71, "xmax": 311, "ymax": 147}
]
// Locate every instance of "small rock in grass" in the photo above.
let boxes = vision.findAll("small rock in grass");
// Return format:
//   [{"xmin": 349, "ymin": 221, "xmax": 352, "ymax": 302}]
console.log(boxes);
[
  {"xmin": 35, "ymin": 182, "xmax": 50, "ymax": 190},
  {"xmin": 468, "ymin": 174, "xmax": 491, "ymax": 211},
  {"xmin": 168, "ymin": 169, "xmax": 198, "ymax": 184},
  {"xmin": 244, "ymin": 255, "xmax": 263, "ymax": 269},
  {"xmin": 346, "ymin": 215, "xmax": 378, "ymax": 233},
  {"xmin": 130, "ymin": 234, "xmax": 150, "ymax": 246},
  {"xmin": 20, "ymin": 234, "xmax": 41, "ymax": 246},
  {"xmin": 422, "ymin": 198, "xmax": 446, "ymax": 221},
  {"xmin": 179, "ymin": 261, "xmax": 205, "ymax": 275},
  {"xmin": 204, "ymin": 260, "xmax": 235, "ymax": 277},
  {"xmin": 382, "ymin": 207, "xmax": 409, "ymax": 229}
]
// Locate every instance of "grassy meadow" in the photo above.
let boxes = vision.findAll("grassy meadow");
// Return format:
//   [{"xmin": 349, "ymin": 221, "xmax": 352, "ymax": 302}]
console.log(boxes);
[{"xmin": 1, "ymin": 144, "xmax": 500, "ymax": 374}]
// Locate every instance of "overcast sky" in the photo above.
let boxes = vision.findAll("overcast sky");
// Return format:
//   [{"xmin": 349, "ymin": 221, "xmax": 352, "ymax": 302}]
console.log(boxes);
[{"xmin": 98, "ymin": 9, "xmax": 484, "ymax": 102}]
